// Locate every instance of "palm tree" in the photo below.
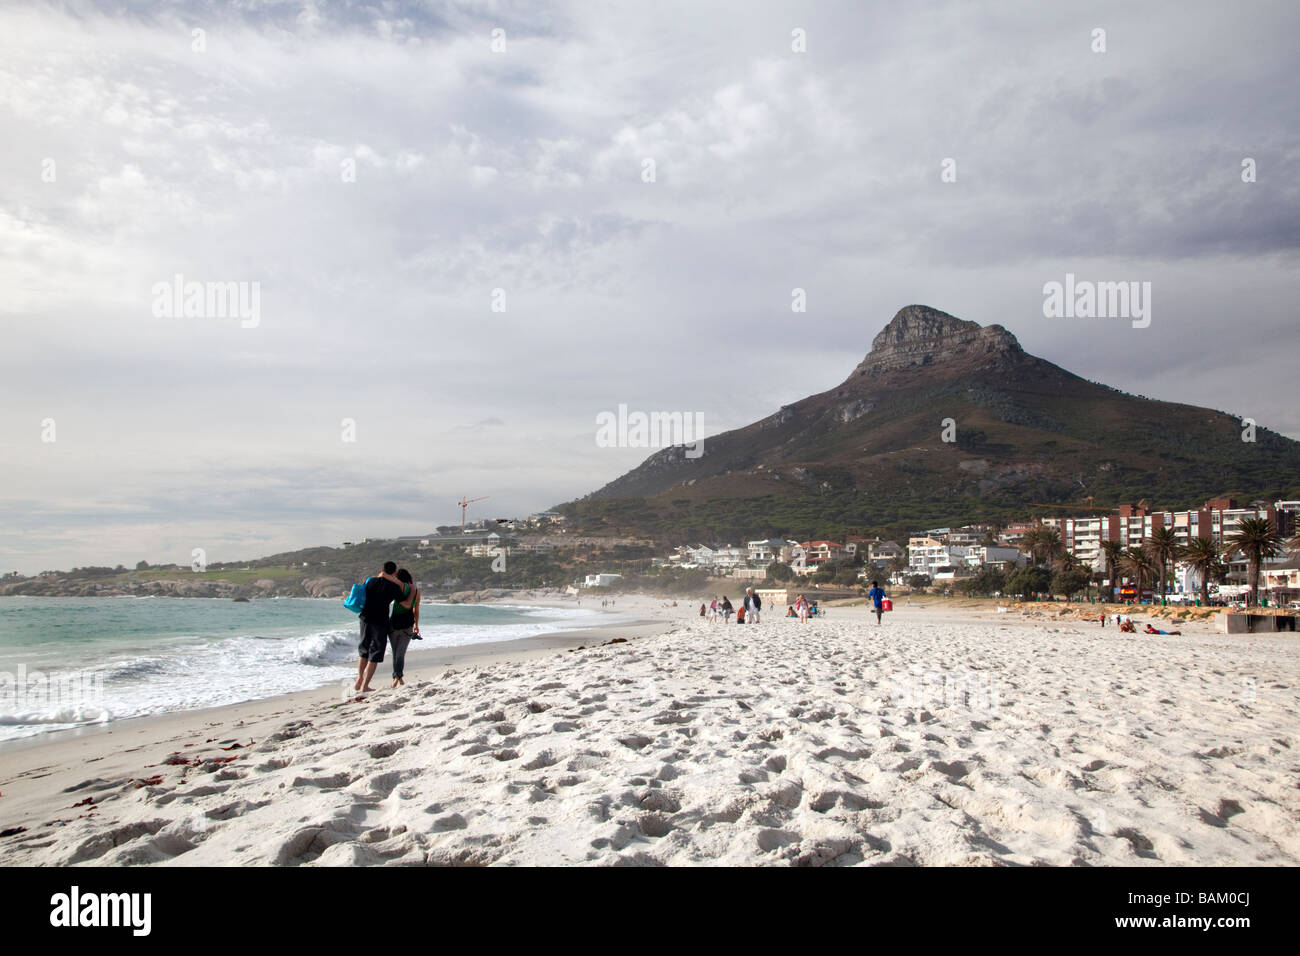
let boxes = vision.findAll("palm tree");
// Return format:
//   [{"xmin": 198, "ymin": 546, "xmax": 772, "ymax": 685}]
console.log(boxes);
[
  {"xmin": 1048, "ymin": 549, "xmax": 1078, "ymax": 602},
  {"xmin": 1145, "ymin": 526, "xmax": 1179, "ymax": 605},
  {"xmin": 1019, "ymin": 527, "xmax": 1043, "ymax": 566},
  {"xmin": 1227, "ymin": 517, "xmax": 1285, "ymax": 607},
  {"xmin": 1040, "ymin": 527, "xmax": 1064, "ymax": 567},
  {"xmin": 1120, "ymin": 545, "xmax": 1157, "ymax": 601},
  {"xmin": 1181, "ymin": 537, "xmax": 1223, "ymax": 607},
  {"xmin": 1100, "ymin": 540, "xmax": 1124, "ymax": 601}
]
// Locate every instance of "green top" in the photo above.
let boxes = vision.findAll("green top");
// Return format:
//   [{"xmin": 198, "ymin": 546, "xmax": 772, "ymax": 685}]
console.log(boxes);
[{"xmin": 390, "ymin": 584, "xmax": 418, "ymax": 628}]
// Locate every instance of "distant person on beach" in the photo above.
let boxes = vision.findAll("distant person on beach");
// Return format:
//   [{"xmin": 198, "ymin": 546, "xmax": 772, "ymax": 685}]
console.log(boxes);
[
  {"xmin": 708, "ymin": 597, "xmax": 718, "ymax": 623},
  {"xmin": 744, "ymin": 588, "xmax": 762, "ymax": 624},
  {"xmin": 355, "ymin": 562, "xmax": 405, "ymax": 692},
  {"xmin": 721, "ymin": 596, "xmax": 734, "ymax": 623},
  {"xmin": 700, "ymin": 602, "xmax": 706, "ymax": 617},
  {"xmin": 866, "ymin": 580, "xmax": 886, "ymax": 625},
  {"xmin": 796, "ymin": 594, "xmax": 809, "ymax": 623},
  {"xmin": 388, "ymin": 569, "xmax": 420, "ymax": 688}
]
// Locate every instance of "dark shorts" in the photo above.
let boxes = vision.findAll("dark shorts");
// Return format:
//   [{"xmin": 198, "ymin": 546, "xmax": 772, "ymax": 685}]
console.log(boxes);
[{"xmin": 358, "ymin": 620, "xmax": 389, "ymax": 663}]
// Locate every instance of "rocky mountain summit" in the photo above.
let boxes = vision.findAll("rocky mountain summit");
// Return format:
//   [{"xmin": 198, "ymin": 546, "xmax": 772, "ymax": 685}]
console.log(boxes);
[{"xmin": 853, "ymin": 305, "xmax": 1024, "ymax": 376}]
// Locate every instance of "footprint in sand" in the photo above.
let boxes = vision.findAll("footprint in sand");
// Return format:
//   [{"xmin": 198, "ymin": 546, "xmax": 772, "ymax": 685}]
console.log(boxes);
[
  {"xmin": 1198, "ymin": 798, "xmax": 1245, "ymax": 828},
  {"xmin": 1115, "ymin": 826, "xmax": 1156, "ymax": 855},
  {"xmin": 273, "ymin": 821, "xmax": 361, "ymax": 865},
  {"xmin": 366, "ymin": 740, "xmax": 405, "ymax": 759},
  {"xmin": 809, "ymin": 790, "xmax": 879, "ymax": 813},
  {"xmin": 637, "ymin": 789, "xmax": 683, "ymax": 813},
  {"xmin": 521, "ymin": 750, "xmax": 559, "ymax": 770},
  {"xmin": 67, "ymin": 820, "xmax": 169, "ymax": 864},
  {"xmin": 206, "ymin": 798, "xmax": 269, "ymax": 820},
  {"xmin": 290, "ymin": 771, "xmax": 354, "ymax": 791},
  {"xmin": 637, "ymin": 813, "xmax": 673, "ymax": 838}
]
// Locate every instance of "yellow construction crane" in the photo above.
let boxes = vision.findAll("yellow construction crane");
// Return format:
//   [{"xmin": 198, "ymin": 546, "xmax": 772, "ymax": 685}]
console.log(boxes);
[
  {"xmin": 458, "ymin": 495, "xmax": 489, "ymax": 532},
  {"xmin": 1027, "ymin": 501, "xmax": 1112, "ymax": 513}
]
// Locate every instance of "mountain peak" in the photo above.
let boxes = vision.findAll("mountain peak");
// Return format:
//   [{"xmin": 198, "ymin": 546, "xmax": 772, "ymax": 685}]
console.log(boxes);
[{"xmin": 855, "ymin": 304, "xmax": 1022, "ymax": 376}]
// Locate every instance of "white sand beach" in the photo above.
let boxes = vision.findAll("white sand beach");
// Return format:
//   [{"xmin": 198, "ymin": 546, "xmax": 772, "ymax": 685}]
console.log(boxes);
[{"xmin": 1, "ymin": 598, "xmax": 1296, "ymax": 866}]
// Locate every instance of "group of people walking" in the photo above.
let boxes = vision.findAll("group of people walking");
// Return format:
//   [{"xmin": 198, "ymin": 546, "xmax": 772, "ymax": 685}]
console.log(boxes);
[
  {"xmin": 354, "ymin": 561, "xmax": 422, "ymax": 692},
  {"xmin": 702, "ymin": 588, "xmax": 763, "ymax": 624},
  {"xmin": 698, "ymin": 581, "xmax": 890, "ymax": 625}
]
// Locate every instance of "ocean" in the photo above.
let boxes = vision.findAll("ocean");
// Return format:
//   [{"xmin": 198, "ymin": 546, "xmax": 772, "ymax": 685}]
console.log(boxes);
[{"xmin": 0, "ymin": 596, "xmax": 608, "ymax": 743}]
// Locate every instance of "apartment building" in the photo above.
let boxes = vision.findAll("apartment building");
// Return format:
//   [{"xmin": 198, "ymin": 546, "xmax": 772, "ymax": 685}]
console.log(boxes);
[
  {"xmin": 747, "ymin": 538, "xmax": 790, "ymax": 565},
  {"xmin": 908, "ymin": 536, "xmax": 971, "ymax": 577},
  {"xmin": 867, "ymin": 539, "xmax": 906, "ymax": 563},
  {"xmin": 944, "ymin": 526, "xmax": 992, "ymax": 548},
  {"xmin": 797, "ymin": 541, "xmax": 846, "ymax": 566},
  {"xmin": 1039, "ymin": 515, "xmax": 1107, "ymax": 569},
  {"xmin": 1044, "ymin": 499, "xmax": 1295, "ymax": 590},
  {"xmin": 463, "ymin": 532, "xmax": 512, "ymax": 557},
  {"xmin": 673, "ymin": 544, "xmax": 748, "ymax": 569},
  {"xmin": 1263, "ymin": 556, "xmax": 1300, "ymax": 604},
  {"xmin": 964, "ymin": 544, "xmax": 1025, "ymax": 568},
  {"xmin": 999, "ymin": 521, "xmax": 1039, "ymax": 547}
]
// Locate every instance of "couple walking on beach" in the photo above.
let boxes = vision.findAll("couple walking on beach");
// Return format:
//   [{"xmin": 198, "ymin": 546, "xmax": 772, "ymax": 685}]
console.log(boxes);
[{"xmin": 355, "ymin": 561, "xmax": 421, "ymax": 692}]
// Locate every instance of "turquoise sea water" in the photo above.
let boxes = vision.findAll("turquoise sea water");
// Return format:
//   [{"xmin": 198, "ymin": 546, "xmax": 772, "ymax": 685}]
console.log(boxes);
[{"xmin": 0, "ymin": 596, "xmax": 605, "ymax": 742}]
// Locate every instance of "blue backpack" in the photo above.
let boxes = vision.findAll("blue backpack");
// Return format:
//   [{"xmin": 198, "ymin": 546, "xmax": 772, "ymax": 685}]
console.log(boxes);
[{"xmin": 343, "ymin": 577, "xmax": 371, "ymax": 615}]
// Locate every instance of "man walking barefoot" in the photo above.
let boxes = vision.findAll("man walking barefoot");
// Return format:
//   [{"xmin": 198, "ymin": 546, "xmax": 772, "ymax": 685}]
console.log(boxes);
[
  {"xmin": 866, "ymin": 580, "xmax": 887, "ymax": 625},
  {"xmin": 355, "ymin": 561, "xmax": 404, "ymax": 692},
  {"xmin": 743, "ymin": 587, "xmax": 762, "ymax": 624}
]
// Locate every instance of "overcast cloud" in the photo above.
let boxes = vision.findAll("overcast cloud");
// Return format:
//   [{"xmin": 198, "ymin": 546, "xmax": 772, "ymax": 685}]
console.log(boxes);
[{"xmin": 1, "ymin": 0, "xmax": 1297, "ymax": 573}]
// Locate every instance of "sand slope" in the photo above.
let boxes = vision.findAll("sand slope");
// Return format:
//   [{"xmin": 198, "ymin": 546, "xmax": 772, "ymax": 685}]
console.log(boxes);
[{"xmin": 2, "ymin": 606, "xmax": 1296, "ymax": 866}]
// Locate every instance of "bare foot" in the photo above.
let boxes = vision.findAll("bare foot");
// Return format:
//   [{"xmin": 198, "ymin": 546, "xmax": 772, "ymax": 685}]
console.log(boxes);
[{"xmin": 360, "ymin": 685, "xmax": 374, "ymax": 693}]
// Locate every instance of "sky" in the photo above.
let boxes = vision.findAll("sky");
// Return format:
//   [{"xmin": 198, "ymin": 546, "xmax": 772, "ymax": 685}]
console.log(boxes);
[{"xmin": 1, "ymin": 0, "xmax": 1297, "ymax": 574}]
